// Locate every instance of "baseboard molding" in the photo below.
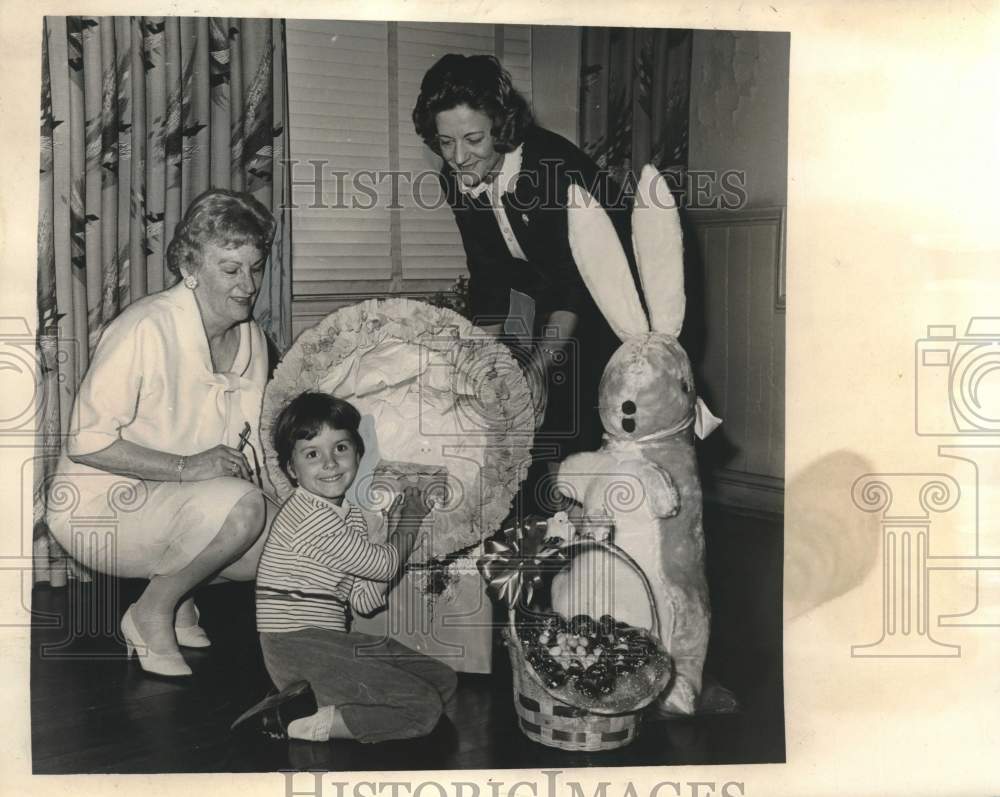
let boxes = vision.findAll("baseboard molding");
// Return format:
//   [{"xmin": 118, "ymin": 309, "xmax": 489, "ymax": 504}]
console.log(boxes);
[{"xmin": 704, "ymin": 469, "xmax": 784, "ymax": 518}]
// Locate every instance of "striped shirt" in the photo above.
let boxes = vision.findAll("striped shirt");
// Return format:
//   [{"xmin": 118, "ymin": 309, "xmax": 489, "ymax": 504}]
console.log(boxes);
[{"xmin": 255, "ymin": 488, "xmax": 399, "ymax": 633}]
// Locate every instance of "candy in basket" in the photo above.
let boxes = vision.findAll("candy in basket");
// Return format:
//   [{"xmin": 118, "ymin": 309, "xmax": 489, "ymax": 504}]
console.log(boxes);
[{"xmin": 478, "ymin": 515, "xmax": 674, "ymax": 750}]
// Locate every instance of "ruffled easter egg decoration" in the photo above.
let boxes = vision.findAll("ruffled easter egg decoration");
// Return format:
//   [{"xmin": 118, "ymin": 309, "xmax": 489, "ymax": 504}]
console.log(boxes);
[{"xmin": 262, "ymin": 298, "xmax": 534, "ymax": 562}]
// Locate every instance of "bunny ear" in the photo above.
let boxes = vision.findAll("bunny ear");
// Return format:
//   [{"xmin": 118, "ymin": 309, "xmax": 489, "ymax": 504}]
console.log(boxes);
[
  {"xmin": 567, "ymin": 184, "xmax": 650, "ymax": 341},
  {"xmin": 632, "ymin": 164, "xmax": 685, "ymax": 337}
]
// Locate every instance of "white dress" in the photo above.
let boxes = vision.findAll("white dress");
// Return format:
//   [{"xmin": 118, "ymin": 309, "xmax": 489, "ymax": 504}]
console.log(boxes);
[{"xmin": 46, "ymin": 282, "xmax": 272, "ymax": 578}]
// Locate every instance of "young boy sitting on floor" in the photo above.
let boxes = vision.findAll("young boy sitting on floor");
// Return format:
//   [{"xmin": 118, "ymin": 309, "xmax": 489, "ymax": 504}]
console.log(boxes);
[{"xmin": 232, "ymin": 391, "xmax": 456, "ymax": 742}]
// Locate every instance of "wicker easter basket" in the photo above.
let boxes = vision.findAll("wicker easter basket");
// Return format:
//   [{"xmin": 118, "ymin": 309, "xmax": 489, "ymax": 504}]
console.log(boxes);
[{"xmin": 503, "ymin": 539, "xmax": 673, "ymax": 752}]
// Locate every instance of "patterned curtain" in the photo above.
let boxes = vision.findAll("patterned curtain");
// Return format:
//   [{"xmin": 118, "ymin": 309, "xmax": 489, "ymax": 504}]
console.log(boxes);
[
  {"xmin": 579, "ymin": 27, "xmax": 692, "ymax": 184},
  {"xmin": 34, "ymin": 16, "xmax": 293, "ymax": 585}
]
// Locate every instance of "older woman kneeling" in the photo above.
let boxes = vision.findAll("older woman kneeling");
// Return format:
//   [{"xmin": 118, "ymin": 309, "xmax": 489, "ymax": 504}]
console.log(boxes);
[{"xmin": 48, "ymin": 189, "xmax": 278, "ymax": 678}]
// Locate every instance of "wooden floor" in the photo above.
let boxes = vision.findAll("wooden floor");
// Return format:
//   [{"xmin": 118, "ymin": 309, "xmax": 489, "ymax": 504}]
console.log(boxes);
[{"xmin": 30, "ymin": 504, "xmax": 784, "ymax": 773}]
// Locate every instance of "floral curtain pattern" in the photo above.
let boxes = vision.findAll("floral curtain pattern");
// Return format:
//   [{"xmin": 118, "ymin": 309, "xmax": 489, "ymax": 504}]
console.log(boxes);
[
  {"xmin": 579, "ymin": 27, "xmax": 692, "ymax": 186},
  {"xmin": 34, "ymin": 16, "xmax": 292, "ymax": 584}
]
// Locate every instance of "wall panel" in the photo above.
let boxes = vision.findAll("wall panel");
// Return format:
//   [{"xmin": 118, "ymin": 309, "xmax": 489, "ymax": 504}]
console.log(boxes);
[{"xmin": 690, "ymin": 208, "xmax": 786, "ymax": 513}]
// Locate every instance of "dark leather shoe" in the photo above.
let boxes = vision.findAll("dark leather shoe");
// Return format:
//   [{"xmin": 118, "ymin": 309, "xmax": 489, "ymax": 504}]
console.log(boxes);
[{"xmin": 230, "ymin": 681, "xmax": 317, "ymax": 740}]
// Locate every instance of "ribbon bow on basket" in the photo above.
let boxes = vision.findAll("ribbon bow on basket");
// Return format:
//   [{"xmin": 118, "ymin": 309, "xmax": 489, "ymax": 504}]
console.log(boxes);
[{"xmin": 476, "ymin": 517, "xmax": 568, "ymax": 609}]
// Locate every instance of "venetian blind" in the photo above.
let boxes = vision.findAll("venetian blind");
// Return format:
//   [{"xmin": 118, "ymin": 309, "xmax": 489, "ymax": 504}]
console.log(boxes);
[
  {"xmin": 286, "ymin": 19, "xmax": 532, "ymax": 295},
  {"xmin": 286, "ymin": 20, "xmax": 392, "ymax": 292}
]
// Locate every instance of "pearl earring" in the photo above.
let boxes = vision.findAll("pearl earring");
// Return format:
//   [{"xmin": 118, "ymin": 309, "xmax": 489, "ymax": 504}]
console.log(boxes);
[{"xmin": 183, "ymin": 273, "xmax": 198, "ymax": 290}]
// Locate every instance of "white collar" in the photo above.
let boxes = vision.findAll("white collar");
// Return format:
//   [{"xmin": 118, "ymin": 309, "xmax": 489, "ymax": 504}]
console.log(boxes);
[{"xmin": 456, "ymin": 144, "xmax": 524, "ymax": 199}]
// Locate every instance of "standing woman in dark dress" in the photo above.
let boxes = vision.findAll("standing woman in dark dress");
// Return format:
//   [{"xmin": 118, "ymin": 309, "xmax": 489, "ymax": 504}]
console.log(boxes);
[{"xmin": 412, "ymin": 54, "xmax": 640, "ymax": 513}]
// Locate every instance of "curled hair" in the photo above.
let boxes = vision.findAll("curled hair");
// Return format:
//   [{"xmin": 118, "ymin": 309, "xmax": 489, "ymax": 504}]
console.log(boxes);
[
  {"xmin": 165, "ymin": 189, "xmax": 276, "ymax": 277},
  {"xmin": 412, "ymin": 54, "xmax": 533, "ymax": 156},
  {"xmin": 272, "ymin": 392, "xmax": 365, "ymax": 481}
]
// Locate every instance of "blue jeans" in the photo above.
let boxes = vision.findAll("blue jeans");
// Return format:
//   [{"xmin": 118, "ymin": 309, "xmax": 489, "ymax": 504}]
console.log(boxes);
[{"xmin": 260, "ymin": 628, "xmax": 457, "ymax": 743}]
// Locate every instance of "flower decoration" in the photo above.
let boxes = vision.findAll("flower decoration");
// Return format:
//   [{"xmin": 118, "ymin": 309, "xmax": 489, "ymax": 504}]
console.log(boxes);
[{"xmin": 426, "ymin": 275, "xmax": 472, "ymax": 318}]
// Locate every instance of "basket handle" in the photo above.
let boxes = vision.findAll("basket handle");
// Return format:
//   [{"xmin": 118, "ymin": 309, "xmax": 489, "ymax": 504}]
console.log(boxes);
[
  {"xmin": 505, "ymin": 538, "xmax": 664, "ymax": 710},
  {"xmin": 556, "ymin": 538, "xmax": 661, "ymax": 639}
]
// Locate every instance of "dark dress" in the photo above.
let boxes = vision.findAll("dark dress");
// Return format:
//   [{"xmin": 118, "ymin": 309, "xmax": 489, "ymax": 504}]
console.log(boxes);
[{"xmin": 441, "ymin": 125, "xmax": 642, "ymax": 514}]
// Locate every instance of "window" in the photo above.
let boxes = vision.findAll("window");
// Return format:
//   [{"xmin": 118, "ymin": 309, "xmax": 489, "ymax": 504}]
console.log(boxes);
[{"xmin": 286, "ymin": 20, "xmax": 532, "ymax": 297}]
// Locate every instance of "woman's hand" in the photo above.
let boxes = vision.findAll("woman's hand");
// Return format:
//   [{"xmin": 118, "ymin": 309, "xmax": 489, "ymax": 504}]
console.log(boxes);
[
  {"xmin": 69, "ymin": 440, "xmax": 254, "ymax": 485},
  {"xmin": 524, "ymin": 310, "xmax": 576, "ymax": 431},
  {"xmin": 182, "ymin": 445, "xmax": 253, "ymax": 482}
]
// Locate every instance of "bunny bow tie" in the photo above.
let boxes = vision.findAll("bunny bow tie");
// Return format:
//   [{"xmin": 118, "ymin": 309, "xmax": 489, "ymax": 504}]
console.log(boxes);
[{"xmin": 692, "ymin": 397, "xmax": 723, "ymax": 439}]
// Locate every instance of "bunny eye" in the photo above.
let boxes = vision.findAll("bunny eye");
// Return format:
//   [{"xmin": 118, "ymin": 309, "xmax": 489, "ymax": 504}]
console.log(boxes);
[
  {"xmin": 622, "ymin": 418, "xmax": 636, "ymax": 433},
  {"xmin": 621, "ymin": 400, "xmax": 636, "ymax": 415},
  {"xmin": 681, "ymin": 380, "xmax": 691, "ymax": 393}
]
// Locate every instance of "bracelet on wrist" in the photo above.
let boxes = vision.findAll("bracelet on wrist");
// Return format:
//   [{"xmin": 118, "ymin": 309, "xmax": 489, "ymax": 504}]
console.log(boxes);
[{"xmin": 176, "ymin": 455, "xmax": 187, "ymax": 483}]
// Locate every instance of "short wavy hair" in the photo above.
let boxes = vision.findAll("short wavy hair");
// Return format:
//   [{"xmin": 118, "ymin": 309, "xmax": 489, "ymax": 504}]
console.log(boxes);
[
  {"xmin": 272, "ymin": 392, "xmax": 365, "ymax": 482},
  {"xmin": 165, "ymin": 189, "xmax": 276, "ymax": 277},
  {"xmin": 412, "ymin": 54, "xmax": 533, "ymax": 157}
]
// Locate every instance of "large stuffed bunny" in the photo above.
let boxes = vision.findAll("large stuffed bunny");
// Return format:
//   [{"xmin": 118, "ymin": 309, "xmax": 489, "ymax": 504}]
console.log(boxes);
[{"xmin": 550, "ymin": 165, "xmax": 720, "ymax": 715}]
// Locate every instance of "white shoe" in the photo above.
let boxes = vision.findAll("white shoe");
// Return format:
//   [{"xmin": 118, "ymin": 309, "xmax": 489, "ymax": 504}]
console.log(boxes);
[
  {"xmin": 121, "ymin": 605, "xmax": 192, "ymax": 677},
  {"xmin": 174, "ymin": 600, "xmax": 211, "ymax": 649}
]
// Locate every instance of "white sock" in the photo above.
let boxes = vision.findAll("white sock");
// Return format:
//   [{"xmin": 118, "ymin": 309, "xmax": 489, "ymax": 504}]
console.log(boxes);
[{"xmin": 287, "ymin": 706, "xmax": 336, "ymax": 742}]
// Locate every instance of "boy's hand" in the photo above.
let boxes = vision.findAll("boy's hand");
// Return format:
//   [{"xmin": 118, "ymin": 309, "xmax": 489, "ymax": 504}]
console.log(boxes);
[
  {"xmin": 389, "ymin": 485, "xmax": 432, "ymax": 524},
  {"xmin": 387, "ymin": 486, "xmax": 431, "ymax": 566}
]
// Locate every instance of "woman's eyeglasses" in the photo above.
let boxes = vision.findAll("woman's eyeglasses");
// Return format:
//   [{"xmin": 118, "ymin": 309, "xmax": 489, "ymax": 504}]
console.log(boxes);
[{"xmin": 237, "ymin": 422, "xmax": 263, "ymax": 489}]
